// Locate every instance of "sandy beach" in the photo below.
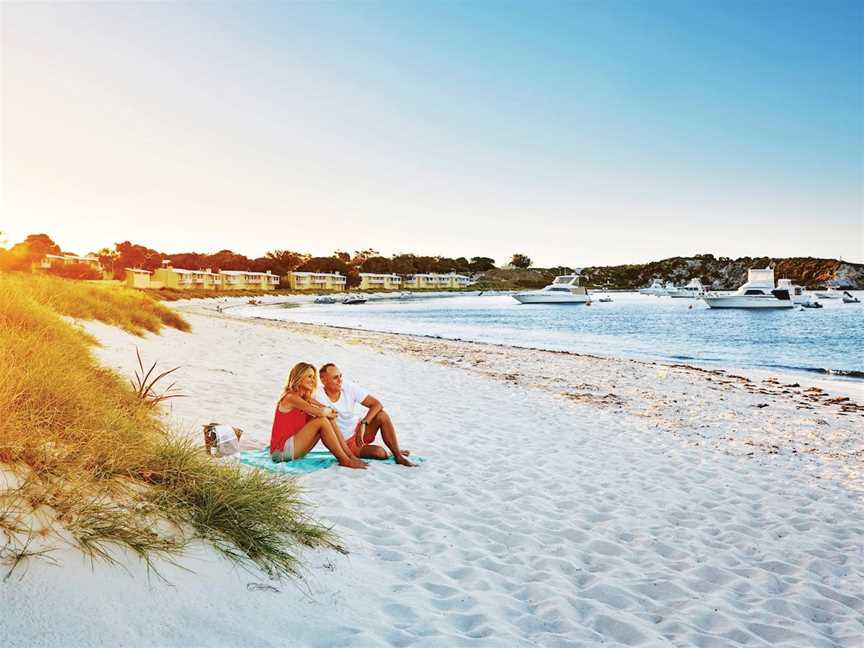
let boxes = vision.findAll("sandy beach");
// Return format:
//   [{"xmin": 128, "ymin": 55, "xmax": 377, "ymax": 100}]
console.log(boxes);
[{"xmin": 4, "ymin": 299, "xmax": 863, "ymax": 647}]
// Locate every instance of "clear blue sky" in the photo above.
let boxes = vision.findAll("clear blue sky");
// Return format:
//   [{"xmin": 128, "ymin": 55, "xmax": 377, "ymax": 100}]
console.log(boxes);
[{"xmin": 2, "ymin": 1, "xmax": 861, "ymax": 265}]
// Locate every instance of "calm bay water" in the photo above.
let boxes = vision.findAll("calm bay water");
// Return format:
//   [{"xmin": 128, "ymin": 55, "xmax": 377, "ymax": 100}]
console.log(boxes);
[{"xmin": 239, "ymin": 292, "xmax": 864, "ymax": 380}]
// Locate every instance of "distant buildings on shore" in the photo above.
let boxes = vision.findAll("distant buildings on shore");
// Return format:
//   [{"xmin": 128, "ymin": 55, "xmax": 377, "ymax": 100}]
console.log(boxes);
[
  {"xmin": 117, "ymin": 265, "xmax": 474, "ymax": 292},
  {"xmin": 34, "ymin": 253, "xmax": 103, "ymax": 273},
  {"xmin": 124, "ymin": 266, "xmax": 281, "ymax": 290}
]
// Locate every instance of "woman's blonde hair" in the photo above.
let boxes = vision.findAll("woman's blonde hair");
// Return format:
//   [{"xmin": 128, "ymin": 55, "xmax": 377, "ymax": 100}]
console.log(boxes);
[{"xmin": 279, "ymin": 362, "xmax": 316, "ymax": 403}]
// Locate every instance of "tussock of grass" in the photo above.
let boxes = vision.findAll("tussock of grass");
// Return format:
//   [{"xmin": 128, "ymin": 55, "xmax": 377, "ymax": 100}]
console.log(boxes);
[
  {"xmin": 0, "ymin": 273, "xmax": 338, "ymax": 579},
  {"xmin": 6, "ymin": 273, "xmax": 190, "ymax": 335}
]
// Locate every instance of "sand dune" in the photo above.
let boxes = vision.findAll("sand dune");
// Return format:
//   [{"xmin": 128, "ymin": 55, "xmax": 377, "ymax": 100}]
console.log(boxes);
[{"xmin": 3, "ymin": 303, "xmax": 862, "ymax": 647}]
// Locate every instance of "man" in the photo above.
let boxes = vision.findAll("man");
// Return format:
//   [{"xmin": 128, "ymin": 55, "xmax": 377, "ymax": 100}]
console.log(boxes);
[{"xmin": 316, "ymin": 363, "xmax": 414, "ymax": 467}]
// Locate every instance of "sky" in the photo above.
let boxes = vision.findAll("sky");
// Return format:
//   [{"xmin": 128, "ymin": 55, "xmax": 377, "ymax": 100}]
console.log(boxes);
[{"xmin": 1, "ymin": 1, "xmax": 862, "ymax": 266}]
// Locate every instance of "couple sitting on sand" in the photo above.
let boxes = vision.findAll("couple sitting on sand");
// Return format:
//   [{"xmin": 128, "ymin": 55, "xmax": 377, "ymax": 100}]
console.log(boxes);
[{"xmin": 270, "ymin": 362, "xmax": 414, "ymax": 469}]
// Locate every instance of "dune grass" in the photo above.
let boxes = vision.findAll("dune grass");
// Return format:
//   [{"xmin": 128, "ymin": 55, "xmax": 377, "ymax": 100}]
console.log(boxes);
[{"xmin": 0, "ymin": 273, "xmax": 338, "ymax": 579}]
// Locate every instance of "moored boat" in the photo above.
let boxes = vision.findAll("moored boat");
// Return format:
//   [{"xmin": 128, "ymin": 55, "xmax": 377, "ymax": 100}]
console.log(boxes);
[
  {"xmin": 668, "ymin": 278, "xmax": 705, "ymax": 299},
  {"xmin": 342, "ymin": 295, "xmax": 368, "ymax": 305},
  {"xmin": 513, "ymin": 274, "xmax": 591, "ymax": 304},
  {"xmin": 816, "ymin": 286, "xmax": 842, "ymax": 299},
  {"xmin": 703, "ymin": 268, "xmax": 794, "ymax": 309},
  {"xmin": 313, "ymin": 295, "xmax": 337, "ymax": 304},
  {"xmin": 639, "ymin": 279, "xmax": 667, "ymax": 296},
  {"xmin": 842, "ymin": 291, "xmax": 860, "ymax": 304},
  {"xmin": 776, "ymin": 279, "xmax": 814, "ymax": 306}
]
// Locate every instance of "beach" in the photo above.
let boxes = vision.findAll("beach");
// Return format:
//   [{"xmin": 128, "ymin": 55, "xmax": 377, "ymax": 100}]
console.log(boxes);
[{"xmin": 4, "ymin": 299, "xmax": 863, "ymax": 647}]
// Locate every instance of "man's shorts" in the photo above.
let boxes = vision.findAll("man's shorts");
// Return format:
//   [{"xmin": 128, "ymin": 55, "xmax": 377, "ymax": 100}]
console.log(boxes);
[{"xmin": 346, "ymin": 428, "xmax": 377, "ymax": 454}]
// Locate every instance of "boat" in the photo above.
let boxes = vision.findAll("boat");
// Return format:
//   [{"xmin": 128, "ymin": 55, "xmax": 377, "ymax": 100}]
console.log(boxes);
[
  {"xmin": 313, "ymin": 295, "xmax": 337, "ymax": 304},
  {"xmin": 702, "ymin": 268, "xmax": 795, "ymax": 309},
  {"xmin": 512, "ymin": 274, "xmax": 591, "ymax": 304},
  {"xmin": 668, "ymin": 278, "xmax": 705, "ymax": 299},
  {"xmin": 595, "ymin": 286, "xmax": 613, "ymax": 302},
  {"xmin": 801, "ymin": 301, "xmax": 823, "ymax": 309},
  {"xmin": 639, "ymin": 279, "xmax": 667, "ymax": 296},
  {"xmin": 816, "ymin": 286, "xmax": 843, "ymax": 299},
  {"xmin": 398, "ymin": 292, "xmax": 413, "ymax": 300},
  {"xmin": 842, "ymin": 291, "xmax": 860, "ymax": 304},
  {"xmin": 776, "ymin": 279, "xmax": 814, "ymax": 306},
  {"xmin": 342, "ymin": 295, "xmax": 368, "ymax": 305}
]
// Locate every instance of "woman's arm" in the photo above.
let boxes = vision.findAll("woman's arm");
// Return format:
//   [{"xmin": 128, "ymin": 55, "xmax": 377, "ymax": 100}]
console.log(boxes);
[{"xmin": 281, "ymin": 393, "xmax": 335, "ymax": 418}]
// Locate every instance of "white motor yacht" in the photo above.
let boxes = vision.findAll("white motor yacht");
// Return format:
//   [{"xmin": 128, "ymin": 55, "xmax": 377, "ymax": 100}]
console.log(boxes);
[
  {"xmin": 776, "ymin": 279, "xmax": 814, "ymax": 306},
  {"xmin": 703, "ymin": 268, "xmax": 794, "ymax": 309},
  {"xmin": 513, "ymin": 274, "xmax": 591, "ymax": 304},
  {"xmin": 639, "ymin": 279, "xmax": 667, "ymax": 296},
  {"xmin": 668, "ymin": 278, "xmax": 706, "ymax": 299}
]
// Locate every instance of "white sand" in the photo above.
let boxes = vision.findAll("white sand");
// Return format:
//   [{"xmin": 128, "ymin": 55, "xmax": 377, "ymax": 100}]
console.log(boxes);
[{"xmin": 2, "ymin": 302, "xmax": 863, "ymax": 647}]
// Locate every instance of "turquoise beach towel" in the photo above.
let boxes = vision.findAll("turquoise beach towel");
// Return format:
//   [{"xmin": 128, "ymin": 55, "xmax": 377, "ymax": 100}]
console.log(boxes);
[{"xmin": 240, "ymin": 448, "xmax": 423, "ymax": 475}]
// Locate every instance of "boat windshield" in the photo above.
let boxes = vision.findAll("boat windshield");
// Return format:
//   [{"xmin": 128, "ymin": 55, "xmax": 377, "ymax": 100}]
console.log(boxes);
[{"xmin": 552, "ymin": 276, "xmax": 575, "ymax": 285}]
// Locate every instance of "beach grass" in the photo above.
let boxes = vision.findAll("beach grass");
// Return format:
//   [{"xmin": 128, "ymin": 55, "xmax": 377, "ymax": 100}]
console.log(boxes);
[{"xmin": 0, "ymin": 273, "xmax": 338, "ymax": 579}]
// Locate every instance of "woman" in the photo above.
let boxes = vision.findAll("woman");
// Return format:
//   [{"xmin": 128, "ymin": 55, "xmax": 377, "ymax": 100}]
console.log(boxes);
[{"xmin": 270, "ymin": 362, "xmax": 367, "ymax": 469}]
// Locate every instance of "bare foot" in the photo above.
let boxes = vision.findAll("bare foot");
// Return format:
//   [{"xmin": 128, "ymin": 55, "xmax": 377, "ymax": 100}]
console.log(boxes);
[
  {"xmin": 339, "ymin": 458, "xmax": 368, "ymax": 470},
  {"xmin": 394, "ymin": 453, "xmax": 416, "ymax": 467}
]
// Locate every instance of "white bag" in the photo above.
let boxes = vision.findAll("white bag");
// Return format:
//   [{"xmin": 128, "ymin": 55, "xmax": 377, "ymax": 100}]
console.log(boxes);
[{"xmin": 203, "ymin": 423, "xmax": 242, "ymax": 457}]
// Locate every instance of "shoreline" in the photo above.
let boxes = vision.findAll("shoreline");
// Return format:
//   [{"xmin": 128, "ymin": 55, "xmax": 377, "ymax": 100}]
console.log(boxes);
[
  {"xmin": 229, "ymin": 292, "xmax": 864, "ymax": 385},
  {"xmin": 178, "ymin": 299, "xmax": 864, "ymax": 490}
]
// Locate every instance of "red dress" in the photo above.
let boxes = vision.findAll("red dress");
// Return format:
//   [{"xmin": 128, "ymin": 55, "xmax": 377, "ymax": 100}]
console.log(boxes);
[{"xmin": 270, "ymin": 407, "xmax": 308, "ymax": 453}]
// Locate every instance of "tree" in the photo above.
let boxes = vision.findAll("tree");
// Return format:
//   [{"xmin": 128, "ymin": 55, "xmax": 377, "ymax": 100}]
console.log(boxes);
[
  {"xmin": 510, "ymin": 253, "xmax": 532, "ymax": 269},
  {"xmin": 359, "ymin": 256, "xmax": 393, "ymax": 274},
  {"xmin": 390, "ymin": 254, "xmax": 418, "ymax": 275},
  {"xmin": 20, "ymin": 234, "xmax": 61, "ymax": 259},
  {"xmin": 0, "ymin": 233, "xmax": 62, "ymax": 271},
  {"xmin": 299, "ymin": 256, "xmax": 349, "ymax": 275},
  {"xmin": 207, "ymin": 249, "xmax": 251, "ymax": 272},
  {"xmin": 265, "ymin": 249, "xmax": 308, "ymax": 274},
  {"xmin": 469, "ymin": 256, "xmax": 496, "ymax": 272},
  {"xmin": 93, "ymin": 247, "xmax": 119, "ymax": 278},
  {"xmin": 350, "ymin": 248, "xmax": 379, "ymax": 266},
  {"xmin": 115, "ymin": 241, "xmax": 163, "ymax": 271}
]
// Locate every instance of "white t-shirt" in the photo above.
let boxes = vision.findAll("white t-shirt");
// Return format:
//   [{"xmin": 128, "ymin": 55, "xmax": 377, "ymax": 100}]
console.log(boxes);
[{"xmin": 315, "ymin": 381, "xmax": 369, "ymax": 438}]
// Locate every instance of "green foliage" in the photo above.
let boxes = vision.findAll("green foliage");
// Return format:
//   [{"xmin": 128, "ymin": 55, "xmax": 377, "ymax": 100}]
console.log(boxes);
[{"xmin": 0, "ymin": 274, "xmax": 337, "ymax": 580}]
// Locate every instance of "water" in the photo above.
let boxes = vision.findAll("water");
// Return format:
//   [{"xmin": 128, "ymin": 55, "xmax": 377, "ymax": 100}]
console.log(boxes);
[{"xmin": 237, "ymin": 292, "xmax": 864, "ymax": 380}]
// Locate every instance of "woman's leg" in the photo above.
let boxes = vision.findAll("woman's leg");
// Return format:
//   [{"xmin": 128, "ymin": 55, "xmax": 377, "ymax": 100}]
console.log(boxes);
[{"xmin": 292, "ymin": 418, "xmax": 367, "ymax": 469}]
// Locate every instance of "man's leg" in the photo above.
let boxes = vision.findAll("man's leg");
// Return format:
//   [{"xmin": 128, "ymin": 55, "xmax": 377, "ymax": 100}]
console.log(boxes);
[{"xmin": 364, "ymin": 410, "xmax": 414, "ymax": 466}]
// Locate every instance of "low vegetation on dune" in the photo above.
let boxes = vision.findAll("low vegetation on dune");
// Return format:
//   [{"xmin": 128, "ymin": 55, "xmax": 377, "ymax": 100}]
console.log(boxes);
[
  {"xmin": 0, "ymin": 273, "xmax": 338, "ymax": 580},
  {"xmin": 7, "ymin": 273, "xmax": 191, "ymax": 335}
]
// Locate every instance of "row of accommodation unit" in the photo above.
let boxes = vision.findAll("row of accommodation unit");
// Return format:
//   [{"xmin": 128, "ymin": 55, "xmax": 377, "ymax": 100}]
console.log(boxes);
[
  {"xmin": 34, "ymin": 254, "xmax": 105, "ymax": 274},
  {"xmin": 33, "ymin": 255, "xmax": 474, "ymax": 293},
  {"xmin": 125, "ymin": 266, "xmax": 280, "ymax": 290},
  {"xmin": 288, "ymin": 271, "xmax": 474, "ymax": 291}
]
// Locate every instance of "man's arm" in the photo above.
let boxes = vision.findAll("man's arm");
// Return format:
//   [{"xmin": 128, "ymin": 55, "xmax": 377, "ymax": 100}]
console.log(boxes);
[{"xmin": 360, "ymin": 395, "xmax": 383, "ymax": 424}]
